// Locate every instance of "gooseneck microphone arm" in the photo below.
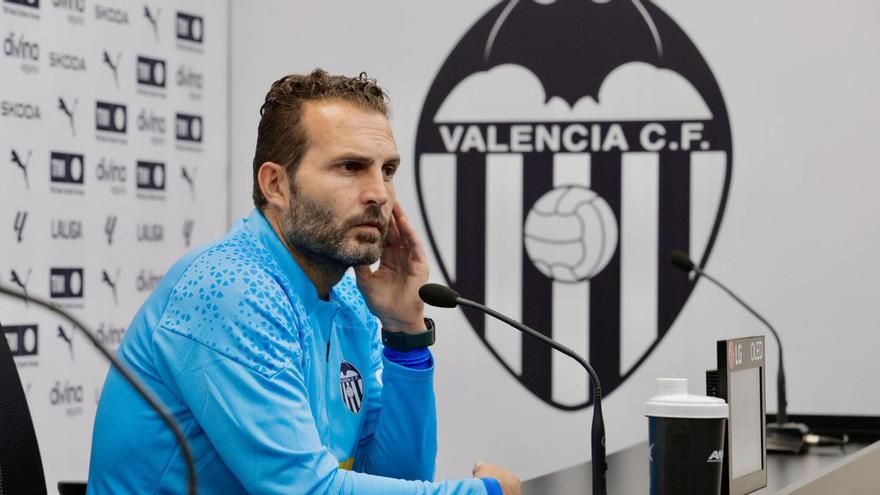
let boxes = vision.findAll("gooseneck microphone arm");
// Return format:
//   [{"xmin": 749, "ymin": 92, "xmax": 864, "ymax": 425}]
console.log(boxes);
[
  {"xmin": 669, "ymin": 251, "xmax": 788, "ymax": 424},
  {"xmin": 419, "ymin": 284, "xmax": 607, "ymax": 495},
  {"xmin": 0, "ymin": 284, "xmax": 198, "ymax": 495}
]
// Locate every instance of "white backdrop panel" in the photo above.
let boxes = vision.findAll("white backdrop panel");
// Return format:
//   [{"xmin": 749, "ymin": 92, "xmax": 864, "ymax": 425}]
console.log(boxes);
[
  {"xmin": 0, "ymin": 0, "xmax": 229, "ymax": 491},
  {"xmin": 228, "ymin": 0, "xmax": 880, "ymax": 483}
]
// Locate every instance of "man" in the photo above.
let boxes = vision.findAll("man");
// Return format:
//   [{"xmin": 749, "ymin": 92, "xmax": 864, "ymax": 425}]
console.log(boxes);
[{"xmin": 88, "ymin": 69, "xmax": 521, "ymax": 494}]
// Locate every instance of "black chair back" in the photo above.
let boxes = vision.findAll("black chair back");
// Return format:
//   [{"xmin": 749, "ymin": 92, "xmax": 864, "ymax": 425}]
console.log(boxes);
[{"xmin": 0, "ymin": 324, "xmax": 48, "ymax": 494}]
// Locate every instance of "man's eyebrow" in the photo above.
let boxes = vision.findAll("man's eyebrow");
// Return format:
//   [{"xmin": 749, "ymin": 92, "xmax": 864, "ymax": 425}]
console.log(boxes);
[
  {"xmin": 331, "ymin": 153, "xmax": 372, "ymax": 164},
  {"xmin": 331, "ymin": 153, "xmax": 401, "ymax": 166}
]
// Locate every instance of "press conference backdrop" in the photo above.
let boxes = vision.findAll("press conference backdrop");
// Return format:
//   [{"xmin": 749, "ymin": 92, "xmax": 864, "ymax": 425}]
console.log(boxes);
[
  {"xmin": 0, "ymin": 0, "xmax": 229, "ymax": 491},
  {"xmin": 230, "ymin": 0, "xmax": 880, "ymax": 483}
]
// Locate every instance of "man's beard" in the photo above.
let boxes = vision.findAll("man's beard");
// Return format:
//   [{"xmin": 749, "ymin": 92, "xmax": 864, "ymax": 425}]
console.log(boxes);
[{"xmin": 281, "ymin": 183, "xmax": 388, "ymax": 269}]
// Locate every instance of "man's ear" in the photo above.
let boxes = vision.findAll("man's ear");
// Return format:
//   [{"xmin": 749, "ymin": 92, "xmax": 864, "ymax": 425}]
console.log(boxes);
[{"xmin": 257, "ymin": 161, "xmax": 290, "ymax": 211}]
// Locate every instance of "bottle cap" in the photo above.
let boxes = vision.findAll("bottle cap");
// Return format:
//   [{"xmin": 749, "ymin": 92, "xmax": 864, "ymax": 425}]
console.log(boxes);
[{"xmin": 645, "ymin": 378, "xmax": 729, "ymax": 419}]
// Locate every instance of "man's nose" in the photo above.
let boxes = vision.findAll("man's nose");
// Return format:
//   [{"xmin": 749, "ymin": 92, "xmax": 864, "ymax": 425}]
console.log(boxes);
[{"xmin": 360, "ymin": 167, "xmax": 390, "ymax": 206}]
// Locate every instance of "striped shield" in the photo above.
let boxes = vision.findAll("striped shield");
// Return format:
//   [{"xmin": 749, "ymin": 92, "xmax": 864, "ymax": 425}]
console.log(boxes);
[
  {"xmin": 414, "ymin": 0, "xmax": 732, "ymax": 410},
  {"xmin": 340, "ymin": 361, "xmax": 365, "ymax": 414}
]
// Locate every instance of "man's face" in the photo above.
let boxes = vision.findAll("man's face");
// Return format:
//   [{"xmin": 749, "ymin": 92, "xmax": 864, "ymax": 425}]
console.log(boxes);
[{"xmin": 281, "ymin": 99, "xmax": 399, "ymax": 268}]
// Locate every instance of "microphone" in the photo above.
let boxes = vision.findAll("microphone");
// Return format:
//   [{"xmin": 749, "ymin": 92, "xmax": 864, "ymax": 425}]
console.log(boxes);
[
  {"xmin": 419, "ymin": 283, "xmax": 607, "ymax": 495},
  {"xmin": 0, "ymin": 284, "xmax": 199, "ymax": 494},
  {"xmin": 668, "ymin": 251, "xmax": 812, "ymax": 453}
]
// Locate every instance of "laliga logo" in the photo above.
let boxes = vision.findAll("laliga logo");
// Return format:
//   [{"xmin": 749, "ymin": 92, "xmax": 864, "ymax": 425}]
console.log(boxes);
[{"xmin": 414, "ymin": 0, "xmax": 732, "ymax": 409}]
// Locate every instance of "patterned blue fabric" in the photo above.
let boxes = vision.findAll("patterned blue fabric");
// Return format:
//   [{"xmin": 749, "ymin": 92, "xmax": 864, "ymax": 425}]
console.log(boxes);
[{"xmin": 87, "ymin": 209, "xmax": 488, "ymax": 495}]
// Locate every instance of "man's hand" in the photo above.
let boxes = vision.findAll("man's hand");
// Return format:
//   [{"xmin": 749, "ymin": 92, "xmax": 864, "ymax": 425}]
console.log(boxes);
[
  {"xmin": 473, "ymin": 461, "xmax": 522, "ymax": 495},
  {"xmin": 355, "ymin": 202, "xmax": 429, "ymax": 333}
]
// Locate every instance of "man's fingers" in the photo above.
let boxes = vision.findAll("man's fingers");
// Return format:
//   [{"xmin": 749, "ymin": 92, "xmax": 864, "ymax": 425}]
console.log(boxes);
[
  {"xmin": 385, "ymin": 209, "xmax": 401, "ymax": 247},
  {"xmin": 393, "ymin": 203, "xmax": 427, "ymax": 262}
]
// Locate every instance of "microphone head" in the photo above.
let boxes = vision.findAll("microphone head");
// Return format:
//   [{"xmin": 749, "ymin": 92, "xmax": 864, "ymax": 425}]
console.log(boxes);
[
  {"xmin": 419, "ymin": 283, "xmax": 460, "ymax": 308},
  {"xmin": 669, "ymin": 250, "xmax": 696, "ymax": 272}
]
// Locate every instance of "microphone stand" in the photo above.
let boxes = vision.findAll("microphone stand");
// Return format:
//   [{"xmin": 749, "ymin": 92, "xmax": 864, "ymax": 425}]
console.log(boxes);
[
  {"xmin": 687, "ymin": 268, "xmax": 810, "ymax": 453},
  {"xmin": 455, "ymin": 296, "xmax": 607, "ymax": 495},
  {"xmin": 0, "ymin": 284, "xmax": 199, "ymax": 494}
]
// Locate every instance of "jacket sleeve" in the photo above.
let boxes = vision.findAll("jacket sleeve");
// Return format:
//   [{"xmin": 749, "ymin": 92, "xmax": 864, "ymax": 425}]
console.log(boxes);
[
  {"xmin": 353, "ymin": 325, "xmax": 440, "ymax": 482},
  {"xmin": 151, "ymin": 302, "xmax": 487, "ymax": 495}
]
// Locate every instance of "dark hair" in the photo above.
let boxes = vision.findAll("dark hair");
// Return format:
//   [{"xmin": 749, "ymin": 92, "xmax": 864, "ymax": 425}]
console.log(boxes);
[{"xmin": 251, "ymin": 68, "xmax": 390, "ymax": 208}]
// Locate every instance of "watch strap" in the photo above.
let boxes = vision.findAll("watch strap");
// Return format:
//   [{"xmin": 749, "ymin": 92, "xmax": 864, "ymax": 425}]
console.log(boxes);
[{"xmin": 381, "ymin": 318, "xmax": 435, "ymax": 351}]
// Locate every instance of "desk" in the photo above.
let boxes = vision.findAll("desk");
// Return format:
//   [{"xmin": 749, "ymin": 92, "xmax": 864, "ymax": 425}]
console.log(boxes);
[{"xmin": 523, "ymin": 440, "xmax": 877, "ymax": 494}]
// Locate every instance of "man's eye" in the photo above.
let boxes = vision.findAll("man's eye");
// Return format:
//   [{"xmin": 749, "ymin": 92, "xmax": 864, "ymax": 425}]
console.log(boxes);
[
  {"xmin": 342, "ymin": 162, "xmax": 359, "ymax": 172},
  {"xmin": 383, "ymin": 165, "xmax": 397, "ymax": 178}
]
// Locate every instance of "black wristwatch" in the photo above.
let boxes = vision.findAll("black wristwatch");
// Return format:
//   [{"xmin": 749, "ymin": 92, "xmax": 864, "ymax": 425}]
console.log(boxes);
[{"xmin": 381, "ymin": 318, "xmax": 435, "ymax": 351}]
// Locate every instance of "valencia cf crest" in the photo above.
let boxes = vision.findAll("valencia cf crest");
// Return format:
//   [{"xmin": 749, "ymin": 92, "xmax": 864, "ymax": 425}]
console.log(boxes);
[
  {"xmin": 340, "ymin": 361, "xmax": 365, "ymax": 414},
  {"xmin": 414, "ymin": 0, "xmax": 732, "ymax": 410}
]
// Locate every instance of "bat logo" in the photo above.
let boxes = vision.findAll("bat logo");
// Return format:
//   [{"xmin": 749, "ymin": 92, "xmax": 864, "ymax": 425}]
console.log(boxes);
[
  {"xmin": 102, "ymin": 268, "xmax": 120, "ymax": 305},
  {"xmin": 10, "ymin": 149, "xmax": 31, "ymax": 189},
  {"xmin": 144, "ymin": 5, "xmax": 162, "ymax": 41},
  {"xmin": 181, "ymin": 165, "xmax": 197, "ymax": 199},
  {"xmin": 57, "ymin": 96, "xmax": 78, "ymax": 136},
  {"xmin": 57, "ymin": 325, "xmax": 75, "ymax": 361},
  {"xmin": 13, "ymin": 210, "xmax": 27, "ymax": 243},
  {"xmin": 102, "ymin": 50, "xmax": 122, "ymax": 89},
  {"xmin": 10, "ymin": 267, "xmax": 31, "ymax": 305},
  {"xmin": 414, "ymin": 0, "xmax": 732, "ymax": 409}
]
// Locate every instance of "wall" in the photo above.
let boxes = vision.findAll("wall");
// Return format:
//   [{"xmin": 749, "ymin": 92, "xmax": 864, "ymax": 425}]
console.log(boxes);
[
  {"xmin": 0, "ymin": 0, "xmax": 229, "ymax": 490},
  {"xmin": 244, "ymin": 0, "xmax": 876, "ymax": 483}
]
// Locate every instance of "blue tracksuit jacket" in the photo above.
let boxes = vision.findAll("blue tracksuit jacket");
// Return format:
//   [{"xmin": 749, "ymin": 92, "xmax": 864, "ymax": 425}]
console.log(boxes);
[{"xmin": 87, "ymin": 209, "xmax": 490, "ymax": 494}]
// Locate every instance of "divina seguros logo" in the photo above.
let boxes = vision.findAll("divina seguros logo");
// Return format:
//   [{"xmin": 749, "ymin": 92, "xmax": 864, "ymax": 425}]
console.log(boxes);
[
  {"xmin": 95, "ymin": 156, "xmax": 126, "ymax": 194},
  {"xmin": 3, "ymin": 31, "xmax": 40, "ymax": 74},
  {"xmin": 52, "ymin": 0, "xmax": 86, "ymax": 26},
  {"xmin": 414, "ymin": 0, "xmax": 732, "ymax": 410}
]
